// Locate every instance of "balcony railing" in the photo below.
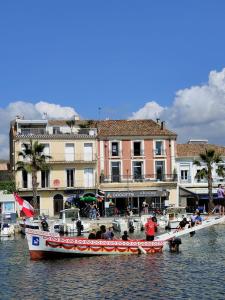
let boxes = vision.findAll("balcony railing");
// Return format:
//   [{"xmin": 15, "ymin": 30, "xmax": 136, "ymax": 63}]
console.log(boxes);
[
  {"xmin": 18, "ymin": 179, "xmax": 97, "ymax": 190},
  {"xmin": 100, "ymin": 174, "xmax": 177, "ymax": 183},
  {"xmin": 17, "ymin": 127, "xmax": 97, "ymax": 136},
  {"xmin": 131, "ymin": 149, "xmax": 145, "ymax": 156},
  {"xmin": 153, "ymin": 149, "xmax": 166, "ymax": 156},
  {"xmin": 20, "ymin": 128, "xmax": 47, "ymax": 135},
  {"xmin": 18, "ymin": 153, "xmax": 97, "ymax": 163}
]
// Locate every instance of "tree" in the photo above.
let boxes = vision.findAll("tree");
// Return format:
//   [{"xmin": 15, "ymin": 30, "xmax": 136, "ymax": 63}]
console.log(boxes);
[
  {"xmin": 16, "ymin": 140, "xmax": 51, "ymax": 212},
  {"xmin": 193, "ymin": 148, "xmax": 225, "ymax": 211},
  {"xmin": 66, "ymin": 120, "xmax": 76, "ymax": 133}
]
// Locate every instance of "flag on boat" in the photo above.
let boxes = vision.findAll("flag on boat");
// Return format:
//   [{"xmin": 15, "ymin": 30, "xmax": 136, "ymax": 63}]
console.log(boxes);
[{"xmin": 14, "ymin": 193, "xmax": 34, "ymax": 217}]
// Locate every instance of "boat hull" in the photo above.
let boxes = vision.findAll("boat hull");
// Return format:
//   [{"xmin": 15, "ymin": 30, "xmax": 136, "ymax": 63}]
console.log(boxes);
[{"xmin": 26, "ymin": 229, "xmax": 164, "ymax": 260}]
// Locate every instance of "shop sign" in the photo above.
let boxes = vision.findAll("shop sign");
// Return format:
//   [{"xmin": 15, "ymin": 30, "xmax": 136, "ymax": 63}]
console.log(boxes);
[{"xmin": 106, "ymin": 190, "xmax": 167, "ymax": 198}]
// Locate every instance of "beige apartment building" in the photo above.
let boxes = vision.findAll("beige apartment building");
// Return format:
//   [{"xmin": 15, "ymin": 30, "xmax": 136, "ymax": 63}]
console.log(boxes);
[{"xmin": 10, "ymin": 117, "xmax": 98, "ymax": 216}]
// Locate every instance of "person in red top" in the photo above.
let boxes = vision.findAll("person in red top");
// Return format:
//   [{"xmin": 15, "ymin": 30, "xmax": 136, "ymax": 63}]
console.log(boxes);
[{"xmin": 145, "ymin": 217, "xmax": 158, "ymax": 241}]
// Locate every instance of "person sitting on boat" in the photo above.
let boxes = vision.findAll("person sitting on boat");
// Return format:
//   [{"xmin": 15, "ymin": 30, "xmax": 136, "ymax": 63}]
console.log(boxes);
[
  {"xmin": 195, "ymin": 212, "xmax": 203, "ymax": 225},
  {"xmin": 177, "ymin": 218, "xmax": 189, "ymax": 230},
  {"xmin": 88, "ymin": 229, "xmax": 96, "ymax": 239},
  {"xmin": 104, "ymin": 227, "xmax": 114, "ymax": 240},
  {"xmin": 95, "ymin": 225, "xmax": 106, "ymax": 239},
  {"xmin": 145, "ymin": 217, "xmax": 158, "ymax": 241},
  {"xmin": 122, "ymin": 230, "xmax": 129, "ymax": 241}
]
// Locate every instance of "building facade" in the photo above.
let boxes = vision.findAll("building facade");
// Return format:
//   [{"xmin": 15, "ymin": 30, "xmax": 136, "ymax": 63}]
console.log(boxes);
[
  {"xmin": 97, "ymin": 119, "xmax": 178, "ymax": 214},
  {"xmin": 176, "ymin": 140, "xmax": 225, "ymax": 212},
  {"xmin": 10, "ymin": 117, "xmax": 98, "ymax": 216}
]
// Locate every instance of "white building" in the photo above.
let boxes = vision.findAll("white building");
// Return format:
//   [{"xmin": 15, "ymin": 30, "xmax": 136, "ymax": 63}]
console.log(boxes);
[{"xmin": 176, "ymin": 140, "xmax": 225, "ymax": 212}]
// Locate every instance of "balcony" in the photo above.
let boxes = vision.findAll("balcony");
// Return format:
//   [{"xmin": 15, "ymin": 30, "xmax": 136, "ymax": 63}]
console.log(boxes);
[
  {"xmin": 17, "ymin": 127, "xmax": 97, "ymax": 137},
  {"xmin": 18, "ymin": 179, "xmax": 97, "ymax": 190},
  {"xmin": 19, "ymin": 128, "xmax": 47, "ymax": 135},
  {"xmin": 48, "ymin": 153, "xmax": 97, "ymax": 164},
  {"xmin": 17, "ymin": 152, "xmax": 97, "ymax": 164},
  {"xmin": 100, "ymin": 174, "xmax": 177, "ymax": 183}
]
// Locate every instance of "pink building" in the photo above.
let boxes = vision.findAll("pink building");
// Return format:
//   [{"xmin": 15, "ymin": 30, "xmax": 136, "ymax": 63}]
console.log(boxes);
[{"xmin": 97, "ymin": 119, "xmax": 178, "ymax": 214}]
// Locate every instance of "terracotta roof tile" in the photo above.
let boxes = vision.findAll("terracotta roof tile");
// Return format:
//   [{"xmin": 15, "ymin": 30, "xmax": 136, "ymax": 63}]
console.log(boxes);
[
  {"xmin": 96, "ymin": 119, "xmax": 176, "ymax": 137},
  {"xmin": 177, "ymin": 143, "xmax": 225, "ymax": 157}
]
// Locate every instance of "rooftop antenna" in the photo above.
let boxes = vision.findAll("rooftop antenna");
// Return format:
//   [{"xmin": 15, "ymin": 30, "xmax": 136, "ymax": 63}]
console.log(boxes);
[{"xmin": 98, "ymin": 107, "xmax": 102, "ymax": 120}]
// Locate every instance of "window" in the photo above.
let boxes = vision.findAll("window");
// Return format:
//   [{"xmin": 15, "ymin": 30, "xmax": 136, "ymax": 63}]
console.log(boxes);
[
  {"xmin": 66, "ymin": 169, "xmax": 74, "ymax": 187},
  {"xmin": 133, "ymin": 161, "xmax": 143, "ymax": 181},
  {"xmin": 65, "ymin": 143, "xmax": 74, "ymax": 161},
  {"xmin": 84, "ymin": 143, "xmax": 93, "ymax": 161},
  {"xmin": 111, "ymin": 162, "xmax": 120, "ymax": 182},
  {"xmin": 22, "ymin": 170, "xmax": 28, "ymax": 188},
  {"xmin": 111, "ymin": 142, "xmax": 119, "ymax": 156},
  {"xmin": 53, "ymin": 127, "xmax": 61, "ymax": 134},
  {"xmin": 196, "ymin": 170, "xmax": 204, "ymax": 182},
  {"xmin": 181, "ymin": 170, "xmax": 188, "ymax": 181},
  {"xmin": 155, "ymin": 161, "xmax": 165, "ymax": 181},
  {"xmin": 41, "ymin": 170, "xmax": 50, "ymax": 188},
  {"xmin": 155, "ymin": 141, "xmax": 163, "ymax": 155},
  {"xmin": 133, "ymin": 142, "xmax": 142, "ymax": 156}
]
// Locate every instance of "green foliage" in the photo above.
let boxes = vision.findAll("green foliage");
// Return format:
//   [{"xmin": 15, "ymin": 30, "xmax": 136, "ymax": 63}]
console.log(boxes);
[{"xmin": 0, "ymin": 181, "xmax": 16, "ymax": 194}]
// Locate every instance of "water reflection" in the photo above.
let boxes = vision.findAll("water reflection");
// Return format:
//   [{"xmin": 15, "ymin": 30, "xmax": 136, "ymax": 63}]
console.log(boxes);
[{"xmin": 0, "ymin": 226, "xmax": 225, "ymax": 300}]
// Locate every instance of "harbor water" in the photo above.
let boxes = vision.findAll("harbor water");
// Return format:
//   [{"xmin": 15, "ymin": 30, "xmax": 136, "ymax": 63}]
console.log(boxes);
[{"xmin": 0, "ymin": 225, "xmax": 225, "ymax": 300}]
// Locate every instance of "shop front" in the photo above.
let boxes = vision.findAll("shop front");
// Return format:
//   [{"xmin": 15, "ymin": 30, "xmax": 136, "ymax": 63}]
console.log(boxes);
[{"xmin": 105, "ymin": 190, "xmax": 169, "ymax": 216}]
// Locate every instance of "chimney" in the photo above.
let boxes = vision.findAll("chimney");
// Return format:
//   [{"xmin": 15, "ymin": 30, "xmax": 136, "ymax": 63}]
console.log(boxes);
[
  {"xmin": 156, "ymin": 118, "xmax": 160, "ymax": 124},
  {"xmin": 161, "ymin": 121, "xmax": 165, "ymax": 130}
]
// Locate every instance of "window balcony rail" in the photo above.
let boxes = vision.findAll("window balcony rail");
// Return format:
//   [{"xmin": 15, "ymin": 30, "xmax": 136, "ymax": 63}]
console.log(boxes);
[
  {"xmin": 19, "ymin": 128, "xmax": 47, "ymax": 135},
  {"xmin": 17, "ymin": 128, "xmax": 97, "ymax": 136},
  {"xmin": 153, "ymin": 149, "xmax": 166, "ymax": 156},
  {"xmin": 17, "ymin": 152, "xmax": 97, "ymax": 163},
  {"xmin": 17, "ymin": 179, "xmax": 97, "ymax": 190},
  {"xmin": 100, "ymin": 174, "xmax": 177, "ymax": 183},
  {"xmin": 110, "ymin": 150, "xmax": 122, "ymax": 157},
  {"xmin": 131, "ymin": 149, "xmax": 145, "ymax": 156}
]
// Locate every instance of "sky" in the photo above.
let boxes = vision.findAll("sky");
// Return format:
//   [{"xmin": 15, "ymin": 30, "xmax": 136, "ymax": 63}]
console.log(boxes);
[{"xmin": 1, "ymin": 0, "xmax": 225, "ymax": 158}]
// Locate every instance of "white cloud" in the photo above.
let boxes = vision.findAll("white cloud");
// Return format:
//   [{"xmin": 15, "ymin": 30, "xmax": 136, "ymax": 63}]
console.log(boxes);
[
  {"xmin": 35, "ymin": 101, "xmax": 77, "ymax": 119},
  {"xmin": 0, "ymin": 101, "xmax": 78, "ymax": 159},
  {"xmin": 130, "ymin": 68, "xmax": 225, "ymax": 145},
  {"xmin": 129, "ymin": 101, "xmax": 165, "ymax": 120}
]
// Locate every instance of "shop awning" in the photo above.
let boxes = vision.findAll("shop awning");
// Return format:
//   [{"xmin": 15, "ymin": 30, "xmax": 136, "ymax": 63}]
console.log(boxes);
[
  {"xmin": 180, "ymin": 187, "xmax": 218, "ymax": 199},
  {"xmin": 79, "ymin": 196, "xmax": 97, "ymax": 202}
]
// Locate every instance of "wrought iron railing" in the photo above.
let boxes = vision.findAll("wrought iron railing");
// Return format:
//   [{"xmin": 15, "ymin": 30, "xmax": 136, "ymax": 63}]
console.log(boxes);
[{"xmin": 100, "ymin": 174, "xmax": 177, "ymax": 183}]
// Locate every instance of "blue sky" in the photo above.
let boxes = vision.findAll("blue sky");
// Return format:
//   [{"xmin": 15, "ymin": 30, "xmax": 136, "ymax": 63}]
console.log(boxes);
[
  {"xmin": 1, "ymin": 1, "xmax": 225, "ymax": 157},
  {"xmin": 0, "ymin": 1, "xmax": 225, "ymax": 118}
]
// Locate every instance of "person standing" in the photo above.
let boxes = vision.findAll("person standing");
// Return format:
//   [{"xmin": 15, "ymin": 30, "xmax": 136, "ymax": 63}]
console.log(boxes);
[
  {"xmin": 217, "ymin": 184, "xmax": 225, "ymax": 215},
  {"xmin": 144, "ymin": 217, "xmax": 158, "ymax": 241}
]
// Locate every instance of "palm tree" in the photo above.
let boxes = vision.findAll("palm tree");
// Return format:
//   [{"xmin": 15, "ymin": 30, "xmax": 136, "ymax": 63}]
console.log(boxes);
[
  {"xmin": 194, "ymin": 148, "xmax": 225, "ymax": 211},
  {"xmin": 16, "ymin": 140, "xmax": 52, "ymax": 212},
  {"xmin": 66, "ymin": 120, "xmax": 76, "ymax": 133}
]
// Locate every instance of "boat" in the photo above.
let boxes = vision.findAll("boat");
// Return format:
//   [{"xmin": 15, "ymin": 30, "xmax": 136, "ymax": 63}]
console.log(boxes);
[
  {"xmin": 54, "ymin": 208, "xmax": 90, "ymax": 234},
  {"xmin": 112, "ymin": 218, "xmax": 128, "ymax": 232},
  {"xmin": 19, "ymin": 208, "xmax": 90, "ymax": 235},
  {"xmin": 0, "ymin": 223, "xmax": 15, "ymax": 237},
  {"xmin": 164, "ymin": 207, "xmax": 187, "ymax": 229},
  {"xmin": 25, "ymin": 215, "xmax": 225, "ymax": 259}
]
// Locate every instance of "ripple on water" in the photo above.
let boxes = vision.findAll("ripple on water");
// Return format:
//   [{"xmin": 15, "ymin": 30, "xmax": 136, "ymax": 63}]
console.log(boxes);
[{"xmin": 1, "ymin": 226, "xmax": 225, "ymax": 300}]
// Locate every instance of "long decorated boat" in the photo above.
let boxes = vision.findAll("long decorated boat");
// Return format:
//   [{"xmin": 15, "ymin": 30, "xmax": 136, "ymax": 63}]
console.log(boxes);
[
  {"xmin": 26, "ymin": 215, "xmax": 225, "ymax": 260},
  {"xmin": 26, "ymin": 229, "xmax": 164, "ymax": 259}
]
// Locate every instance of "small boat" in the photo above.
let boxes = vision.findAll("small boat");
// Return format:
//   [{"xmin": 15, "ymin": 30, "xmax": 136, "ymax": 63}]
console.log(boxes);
[
  {"xmin": 0, "ymin": 223, "xmax": 15, "ymax": 237},
  {"xmin": 112, "ymin": 218, "xmax": 128, "ymax": 232},
  {"xmin": 54, "ymin": 208, "xmax": 90, "ymax": 234},
  {"xmin": 164, "ymin": 207, "xmax": 187, "ymax": 229},
  {"xmin": 25, "ymin": 215, "xmax": 225, "ymax": 260}
]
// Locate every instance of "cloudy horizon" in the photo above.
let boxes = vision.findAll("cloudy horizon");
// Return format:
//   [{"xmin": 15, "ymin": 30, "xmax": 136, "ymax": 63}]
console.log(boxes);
[{"xmin": 1, "ymin": 68, "xmax": 225, "ymax": 159}]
